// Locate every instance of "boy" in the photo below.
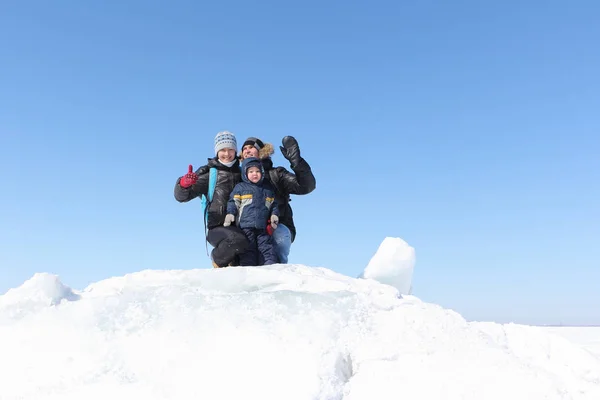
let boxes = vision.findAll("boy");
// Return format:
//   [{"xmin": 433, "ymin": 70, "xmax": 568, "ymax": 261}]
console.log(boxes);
[{"xmin": 223, "ymin": 157, "xmax": 280, "ymax": 266}]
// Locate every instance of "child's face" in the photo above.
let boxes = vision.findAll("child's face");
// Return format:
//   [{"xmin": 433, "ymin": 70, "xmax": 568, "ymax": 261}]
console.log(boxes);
[{"xmin": 247, "ymin": 166, "xmax": 262, "ymax": 183}]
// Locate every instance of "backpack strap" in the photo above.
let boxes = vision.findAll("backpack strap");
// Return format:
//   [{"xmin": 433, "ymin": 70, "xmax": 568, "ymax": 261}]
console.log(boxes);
[
  {"xmin": 202, "ymin": 167, "xmax": 218, "ymax": 255},
  {"xmin": 207, "ymin": 167, "xmax": 217, "ymax": 202}
]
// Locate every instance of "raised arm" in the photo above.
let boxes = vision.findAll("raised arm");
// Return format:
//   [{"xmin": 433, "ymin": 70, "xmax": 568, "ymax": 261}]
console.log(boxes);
[
  {"xmin": 174, "ymin": 164, "xmax": 209, "ymax": 203},
  {"xmin": 277, "ymin": 136, "xmax": 316, "ymax": 195}
]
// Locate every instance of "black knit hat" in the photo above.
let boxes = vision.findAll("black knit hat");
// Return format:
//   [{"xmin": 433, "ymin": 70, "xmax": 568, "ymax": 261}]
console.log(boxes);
[{"xmin": 242, "ymin": 137, "xmax": 264, "ymax": 151}]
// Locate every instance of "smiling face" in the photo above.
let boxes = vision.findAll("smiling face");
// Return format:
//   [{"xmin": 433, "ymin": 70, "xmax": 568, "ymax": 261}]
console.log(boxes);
[
  {"xmin": 217, "ymin": 148, "xmax": 236, "ymax": 163},
  {"xmin": 246, "ymin": 166, "xmax": 262, "ymax": 183},
  {"xmin": 242, "ymin": 144, "xmax": 259, "ymax": 160}
]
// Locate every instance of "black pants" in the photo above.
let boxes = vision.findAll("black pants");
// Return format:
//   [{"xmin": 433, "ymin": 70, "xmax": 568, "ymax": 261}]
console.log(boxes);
[
  {"xmin": 239, "ymin": 228, "xmax": 278, "ymax": 266},
  {"xmin": 207, "ymin": 226, "xmax": 249, "ymax": 267}
]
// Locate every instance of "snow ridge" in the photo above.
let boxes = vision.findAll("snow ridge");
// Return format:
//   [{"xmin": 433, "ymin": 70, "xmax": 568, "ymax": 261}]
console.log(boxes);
[
  {"xmin": 0, "ymin": 272, "xmax": 80, "ymax": 319},
  {"xmin": 0, "ymin": 238, "xmax": 598, "ymax": 399}
]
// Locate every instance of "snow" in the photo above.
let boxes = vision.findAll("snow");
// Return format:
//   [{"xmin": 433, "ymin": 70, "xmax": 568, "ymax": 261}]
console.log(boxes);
[
  {"xmin": 0, "ymin": 237, "xmax": 599, "ymax": 399},
  {"xmin": 0, "ymin": 273, "xmax": 80, "ymax": 319},
  {"xmin": 360, "ymin": 237, "xmax": 415, "ymax": 295},
  {"xmin": 543, "ymin": 327, "xmax": 600, "ymax": 359}
]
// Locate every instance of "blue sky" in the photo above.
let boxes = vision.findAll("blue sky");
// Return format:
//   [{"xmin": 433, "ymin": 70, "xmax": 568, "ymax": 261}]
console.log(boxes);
[{"xmin": 1, "ymin": 0, "xmax": 599, "ymax": 325}]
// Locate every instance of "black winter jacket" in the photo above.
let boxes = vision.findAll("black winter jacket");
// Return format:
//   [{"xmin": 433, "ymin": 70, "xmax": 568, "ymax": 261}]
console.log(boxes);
[
  {"xmin": 174, "ymin": 158, "xmax": 242, "ymax": 230},
  {"xmin": 261, "ymin": 156, "xmax": 316, "ymax": 242}
]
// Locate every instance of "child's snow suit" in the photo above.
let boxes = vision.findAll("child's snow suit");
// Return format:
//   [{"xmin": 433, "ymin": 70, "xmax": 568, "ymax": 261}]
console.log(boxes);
[{"xmin": 227, "ymin": 157, "xmax": 279, "ymax": 265}]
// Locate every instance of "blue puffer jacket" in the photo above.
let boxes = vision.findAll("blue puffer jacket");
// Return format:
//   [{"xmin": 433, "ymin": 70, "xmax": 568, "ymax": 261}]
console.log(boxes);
[{"xmin": 227, "ymin": 157, "xmax": 279, "ymax": 230}]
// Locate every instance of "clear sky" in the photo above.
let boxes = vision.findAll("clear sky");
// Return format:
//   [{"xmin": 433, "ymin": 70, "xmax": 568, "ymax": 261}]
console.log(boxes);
[{"xmin": 1, "ymin": 0, "xmax": 599, "ymax": 325}]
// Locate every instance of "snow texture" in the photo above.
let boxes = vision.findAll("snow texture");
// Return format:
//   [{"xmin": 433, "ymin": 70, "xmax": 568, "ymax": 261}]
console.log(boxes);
[
  {"xmin": 0, "ymin": 237, "xmax": 598, "ymax": 400},
  {"xmin": 544, "ymin": 327, "xmax": 600, "ymax": 359},
  {"xmin": 360, "ymin": 237, "xmax": 415, "ymax": 294}
]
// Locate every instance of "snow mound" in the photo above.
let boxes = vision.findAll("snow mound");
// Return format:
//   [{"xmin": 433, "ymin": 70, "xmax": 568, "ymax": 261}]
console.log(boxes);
[
  {"xmin": 360, "ymin": 237, "xmax": 415, "ymax": 294},
  {"xmin": 544, "ymin": 326, "xmax": 600, "ymax": 359},
  {"xmin": 1, "ymin": 262, "xmax": 599, "ymax": 399},
  {"xmin": 0, "ymin": 273, "xmax": 80, "ymax": 319},
  {"xmin": 474, "ymin": 322, "xmax": 600, "ymax": 389}
]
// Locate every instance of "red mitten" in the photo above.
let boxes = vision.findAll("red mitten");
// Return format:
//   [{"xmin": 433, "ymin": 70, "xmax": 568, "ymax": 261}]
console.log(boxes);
[{"xmin": 180, "ymin": 164, "xmax": 198, "ymax": 188}]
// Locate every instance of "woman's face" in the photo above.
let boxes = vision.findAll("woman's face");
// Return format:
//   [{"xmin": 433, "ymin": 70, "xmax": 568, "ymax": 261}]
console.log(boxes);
[
  {"xmin": 218, "ymin": 148, "xmax": 236, "ymax": 163},
  {"xmin": 242, "ymin": 145, "xmax": 259, "ymax": 160}
]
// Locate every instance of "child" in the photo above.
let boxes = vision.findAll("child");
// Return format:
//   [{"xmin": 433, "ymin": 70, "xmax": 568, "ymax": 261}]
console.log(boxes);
[{"xmin": 223, "ymin": 157, "xmax": 280, "ymax": 266}]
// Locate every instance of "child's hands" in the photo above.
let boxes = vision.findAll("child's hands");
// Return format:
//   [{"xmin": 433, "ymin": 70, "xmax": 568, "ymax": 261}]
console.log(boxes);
[
  {"xmin": 180, "ymin": 165, "xmax": 198, "ymax": 188},
  {"xmin": 270, "ymin": 215, "xmax": 279, "ymax": 230},
  {"xmin": 223, "ymin": 214, "xmax": 235, "ymax": 227}
]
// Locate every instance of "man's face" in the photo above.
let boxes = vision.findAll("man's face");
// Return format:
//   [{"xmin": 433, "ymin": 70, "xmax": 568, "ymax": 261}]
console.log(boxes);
[{"xmin": 242, "ymin": 145, "xmax": 259, "ymax": 160}]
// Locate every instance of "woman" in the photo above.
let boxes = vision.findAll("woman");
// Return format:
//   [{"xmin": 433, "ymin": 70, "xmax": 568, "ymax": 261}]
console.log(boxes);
[
  {"xmin": 239, "ymin": 135, "xmax": 316, "ymax": 263},
  {"xmin": 174, "ymin": 131, "xmax": 249, "ymax": 268}
]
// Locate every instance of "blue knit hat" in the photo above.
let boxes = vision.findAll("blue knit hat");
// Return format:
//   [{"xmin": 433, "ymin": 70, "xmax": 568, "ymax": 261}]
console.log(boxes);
[{"xmin": 214, "ymin": 131, "xmax": 237, "ymax": 155}]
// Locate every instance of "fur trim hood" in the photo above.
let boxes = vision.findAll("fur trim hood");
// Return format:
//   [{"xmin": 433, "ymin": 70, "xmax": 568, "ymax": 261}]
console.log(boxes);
[
  {"xmin": 259, "ymin": 143, "xmax": 275, "ymax": 160},
  {"xmin": 240, "ymin": 142, "xmax": 275, "ymax": 161}
]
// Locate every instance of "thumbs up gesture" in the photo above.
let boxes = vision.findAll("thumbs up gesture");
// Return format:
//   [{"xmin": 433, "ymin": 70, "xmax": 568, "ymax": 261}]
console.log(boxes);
[{"xmin": 180, "ymin": 164, "xmax": 198, "ymax": 188}]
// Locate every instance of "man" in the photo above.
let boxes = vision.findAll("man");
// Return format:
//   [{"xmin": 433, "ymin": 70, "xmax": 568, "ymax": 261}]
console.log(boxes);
[{"xmin": 239, "ymin": 136, "xmax": 316, "ymax": 263}]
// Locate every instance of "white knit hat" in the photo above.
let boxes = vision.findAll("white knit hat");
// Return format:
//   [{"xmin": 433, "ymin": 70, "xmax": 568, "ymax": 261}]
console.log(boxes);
[{"xmin": 214, "ymin": 131, "xmax": 237, "ymax": 155}]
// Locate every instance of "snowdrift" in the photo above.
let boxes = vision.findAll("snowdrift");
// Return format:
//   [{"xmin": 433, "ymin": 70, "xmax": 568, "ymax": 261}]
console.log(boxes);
[{"xmin": 0, "ymin": 238, "xmax": 599, "ymax": 400}]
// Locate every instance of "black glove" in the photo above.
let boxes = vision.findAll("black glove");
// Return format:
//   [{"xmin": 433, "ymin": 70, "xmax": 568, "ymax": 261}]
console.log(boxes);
[{"xmin": 280, "ymin": 136, "xmax": 301, "ymax": 168}]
